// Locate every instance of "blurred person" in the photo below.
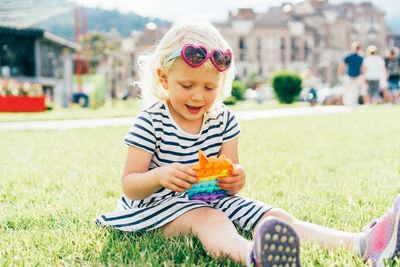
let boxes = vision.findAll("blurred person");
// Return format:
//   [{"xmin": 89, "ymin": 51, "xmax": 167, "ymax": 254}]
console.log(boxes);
[
  {"xmin": 338, "ymin": 42, "xmax": 364, "ymax": 107},
  {"xmin": 384, "ymin": 49, "xmax": 400, "ymax": 104},
  {"xmin": 362, "ymin": 46, "xmax": 385, "ymax": 104},
  {"xmin": 301, "ymin": 68, "xmax": 320, "ymax": 106}
]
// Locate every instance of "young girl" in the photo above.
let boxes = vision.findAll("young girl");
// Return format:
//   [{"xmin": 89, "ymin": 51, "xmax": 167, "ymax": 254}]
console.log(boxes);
[{"xmin": 96, "ymin": 18, "xmax": 400, "ymax": 267}]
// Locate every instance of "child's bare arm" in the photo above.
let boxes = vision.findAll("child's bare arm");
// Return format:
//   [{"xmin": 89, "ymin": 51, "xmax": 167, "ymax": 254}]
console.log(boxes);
[{"xmin": 122, "ymin": 146, "xmax": 199, "ymax": 200}]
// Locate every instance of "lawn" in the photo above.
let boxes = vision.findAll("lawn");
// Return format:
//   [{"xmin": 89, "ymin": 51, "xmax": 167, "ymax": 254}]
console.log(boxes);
[
  {"xmin": 0, "ymin": 99, "xmax": 308, "ymax": 122},
  {"xmin": 1, "ymin": 106, "xmax": 399, "ymax": 266}
]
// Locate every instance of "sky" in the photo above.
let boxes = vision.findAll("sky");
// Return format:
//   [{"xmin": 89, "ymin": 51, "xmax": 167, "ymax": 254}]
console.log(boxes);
[{"xmin": 71, "ymin": 0, "xmax": 399, "ymax": 22}]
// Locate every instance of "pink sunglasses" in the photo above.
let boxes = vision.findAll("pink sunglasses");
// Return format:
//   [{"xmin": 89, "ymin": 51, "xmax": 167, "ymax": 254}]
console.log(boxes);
[{"xmin": 163, "ymin": 44, "xmax": 232, "ymax": 72}]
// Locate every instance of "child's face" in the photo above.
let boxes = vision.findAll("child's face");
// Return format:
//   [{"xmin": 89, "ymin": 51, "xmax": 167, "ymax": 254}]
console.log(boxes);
[{"xmin": 159, "ymin": 58, "xmax": 221, "ymax": 125}]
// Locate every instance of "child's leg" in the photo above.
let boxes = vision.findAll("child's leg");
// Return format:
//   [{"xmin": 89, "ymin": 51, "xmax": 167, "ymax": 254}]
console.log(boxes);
[
  {"xmin": 262, "ymin": 208, "xmax": 357, "ymax": 250},
  {"xmin": 262, "ymin": 194, "xmax": 400, "ymax": 266},
  {"xmin": 162, "ymin": 207, "xmax": 250, "ymax": 264},
  {"xmin": 162, "ymin": 207, "xmax": 301, "ymax": 266}
]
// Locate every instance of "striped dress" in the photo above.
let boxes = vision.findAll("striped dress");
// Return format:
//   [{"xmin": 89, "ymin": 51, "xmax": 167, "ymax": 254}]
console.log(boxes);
[{"xmin": 95, "ymin": 101, "xmax": 272, "ymax": 232}]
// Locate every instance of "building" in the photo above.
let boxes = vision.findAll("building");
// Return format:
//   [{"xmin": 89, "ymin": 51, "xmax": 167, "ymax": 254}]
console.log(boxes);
[
  {"xmin": 93, "ymin": 0, "xmax": 390, "ymax": 92},
  {"xmin": 0, "ymin": 26, "xmax": 79, "ymax": 107},
  {"xmin": 387, "ymin": 30, "xmax": 400, "ymax": 51},
  {"xmin": 219, "ymin": 0, "xmax": 387, "ymax": 84},
  {"xmin": 94, "ymin": 25, "xmax": 169, "ymax": 99},
  {"xmin": 219, "ymin": 7, "xmax": 315, "ymax": 80}
]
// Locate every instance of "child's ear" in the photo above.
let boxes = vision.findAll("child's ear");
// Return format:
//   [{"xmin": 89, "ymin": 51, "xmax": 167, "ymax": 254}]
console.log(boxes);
[{"xmin": 157, "ymin": 68, "xmax": 168, "ymax": 90}]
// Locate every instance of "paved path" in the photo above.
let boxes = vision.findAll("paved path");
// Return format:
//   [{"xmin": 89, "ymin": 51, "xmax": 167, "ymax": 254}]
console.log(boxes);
[{"xmin": 0, "ymin": 106, "xmax": 352, "ymax": 131}]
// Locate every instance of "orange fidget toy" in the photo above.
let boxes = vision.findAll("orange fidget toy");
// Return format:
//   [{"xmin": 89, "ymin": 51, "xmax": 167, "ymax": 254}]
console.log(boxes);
[{"xmin": 187, "ymin": 150, "xmax": 234, "ymax": 201}]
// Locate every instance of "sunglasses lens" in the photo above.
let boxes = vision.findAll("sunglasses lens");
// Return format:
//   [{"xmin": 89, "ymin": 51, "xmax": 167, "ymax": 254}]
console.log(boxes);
[
  {"xmin": 212, "ymin": 50, "xmax": 232, "ymax": 70},
  {"xmin": 184, "ymin": 46, "xmax": 207, "ymax": 65}
]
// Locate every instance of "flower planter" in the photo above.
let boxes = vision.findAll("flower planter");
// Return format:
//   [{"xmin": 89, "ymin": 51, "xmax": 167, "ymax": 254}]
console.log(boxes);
[{"xmin": 0, "ymin": 95, "xmax": 46, "ymax": 112}]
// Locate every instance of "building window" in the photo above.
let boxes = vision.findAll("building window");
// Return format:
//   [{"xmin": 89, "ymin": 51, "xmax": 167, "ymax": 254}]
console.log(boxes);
[
  {"xmin": 257, "ymin": 37, "xmax": 262, "ymax": 50},
  {"xmin": 367, "ymin": 32, "xmax": 378, "ymax": 46},
  {"xmin": 239, "ymin": 38, "xmax": 245, "ymax": 49},
  {"xmin": 368, "ymin": 16, "xmax": 376, "ymax": 24},
  {"xmin": 259, "ymin": 66, "xmax": 263, "ymax": 75},
  {"xmin": 304, "ymin": 40, "xmax": 309, "ymax": 61},
  {"xmin": 239, "ymin": 37, "xmax": 246, "ymax": 61},
  {"xmin": 280, "ymin": 37, "xmax": 285, "ymax": 63},
  {"xmin": 291, "ymin": 38, "xmax": 299, "ymax": 61},
  {"xmin": 243, "ymin": 67, "xmax": 247, "ymax": 77}
]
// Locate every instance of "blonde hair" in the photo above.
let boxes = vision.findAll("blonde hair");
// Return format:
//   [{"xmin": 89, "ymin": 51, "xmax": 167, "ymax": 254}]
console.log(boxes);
[
  {"xmin": 366, "ymin": 45, "xmax": 377, "ymax": 56},
  {"xmin": 137, "ymin": 17, "xmax": 235, "ymax": 109},
  {"xmin": 351, "ymin": 42, "xmax": 361, "ymax": 51}
]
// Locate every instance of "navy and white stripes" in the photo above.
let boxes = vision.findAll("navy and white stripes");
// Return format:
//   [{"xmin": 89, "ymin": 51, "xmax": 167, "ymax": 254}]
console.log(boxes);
[
  {"xmin": 96, "ymin": 194, "xmax": 272, "ymax": 232},
  {"xmin": 96, "ymin": 101, "xmax": 272, "ymax": 232}
]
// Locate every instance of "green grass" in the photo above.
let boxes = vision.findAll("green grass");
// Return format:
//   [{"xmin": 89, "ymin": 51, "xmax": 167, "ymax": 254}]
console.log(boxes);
[
  {"xmin": 0, "ymin": 99, "xmax": 307, "ymax": 122},
  {"xmin": 1, "ymin": 106, "xmax": 400, "ymax": 266}
]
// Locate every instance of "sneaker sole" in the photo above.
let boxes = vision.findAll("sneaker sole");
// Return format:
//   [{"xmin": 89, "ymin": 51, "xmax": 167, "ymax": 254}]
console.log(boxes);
[
  {"xmin": 255, "ymin": 218, "xmax": 301, "ymax": 267},
  {"xmin": 378, "ymin": 198, "xmax": 400, "ymax": 267}
]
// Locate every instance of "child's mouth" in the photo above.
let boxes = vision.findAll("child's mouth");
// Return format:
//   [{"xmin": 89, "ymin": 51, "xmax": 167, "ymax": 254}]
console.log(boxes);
[{"xmin": 185, "ymin": 104, "xmax": 202, "ymax": 114}]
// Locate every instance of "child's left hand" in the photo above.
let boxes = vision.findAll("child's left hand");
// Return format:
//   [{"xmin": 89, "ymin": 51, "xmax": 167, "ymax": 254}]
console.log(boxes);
[{"xmin": 216, "ymin": 164, "xmax": 246, "ymax": 195}]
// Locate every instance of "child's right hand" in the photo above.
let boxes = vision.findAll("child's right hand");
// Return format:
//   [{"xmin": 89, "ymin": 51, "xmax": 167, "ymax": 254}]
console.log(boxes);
[{"xmin": 157, "ymin": 163, "xmax": 200, "ymax": 192}]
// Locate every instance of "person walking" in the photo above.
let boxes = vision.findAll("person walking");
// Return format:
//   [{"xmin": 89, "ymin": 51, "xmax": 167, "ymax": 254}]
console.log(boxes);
[
  {"xmin": 384, "ymin": 49, "xmax": 400, "ymax": 104},
  {"xmin": 362, "ymin": 46, "xmax": 385, "ymax": 104},
  {"xmin": 338, "ymin": 42, "xmax": 364, "ymax": 107}
]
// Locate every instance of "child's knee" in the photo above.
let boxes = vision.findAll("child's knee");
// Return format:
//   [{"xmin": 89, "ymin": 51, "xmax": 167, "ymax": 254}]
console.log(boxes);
[
  {"xmin": 189, "ymin": 208, "xmax": 235, "ymax": 235},
  {"xmin": 198, "ymin": 208, "xmax": 230, "ymax": 226},
  {"xmin": 265, "ymin": 208, "xmax": 297, "ymax": 225}
]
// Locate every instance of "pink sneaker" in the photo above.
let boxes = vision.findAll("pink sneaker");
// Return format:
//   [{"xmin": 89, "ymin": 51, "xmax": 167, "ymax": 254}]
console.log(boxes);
[{"xmin": 364, "ymin": 194, "xmax": 400, "ymax": 267}]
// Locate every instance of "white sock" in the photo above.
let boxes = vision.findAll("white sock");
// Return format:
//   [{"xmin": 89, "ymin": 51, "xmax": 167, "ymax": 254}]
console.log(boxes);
[
  {"xmin": 353, "ymin": 233, "xmax": 367, "ymax": 257},
  {"xmin": 246, "ymin": 242, "xmax": 254, "ymax": 267}
]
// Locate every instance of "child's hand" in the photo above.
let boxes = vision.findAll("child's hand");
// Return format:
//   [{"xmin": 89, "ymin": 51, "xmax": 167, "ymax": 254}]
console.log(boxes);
[
  {"xmin": 157, "ymin": 163, "xmax": 199, "ymax": 192},
  {"xmin": 217, "ymin": 164, "xmax": 246, "ymax": 194}
]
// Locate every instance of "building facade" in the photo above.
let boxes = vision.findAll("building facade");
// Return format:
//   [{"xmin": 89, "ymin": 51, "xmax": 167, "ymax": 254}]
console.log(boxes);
[
  {"xmin": 219, "ymin": 0, "xmax": 387, "ymax": 84},
  {"xmin": 110, "ymin": 0, "xmax": 390, "ymax": 92},
  {"xmin": 0, "ymin": 26, "xmax": 79, "ymax": 107}
]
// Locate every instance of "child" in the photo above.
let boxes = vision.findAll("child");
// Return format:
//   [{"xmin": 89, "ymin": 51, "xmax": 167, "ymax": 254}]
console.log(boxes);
[
  {"xmin": 96, "ymin": 18, "xmax": 400, "ymax": 267},
  {"xmin": 301, "ymin": 68, "xmax": 320, "ymax": 106}
]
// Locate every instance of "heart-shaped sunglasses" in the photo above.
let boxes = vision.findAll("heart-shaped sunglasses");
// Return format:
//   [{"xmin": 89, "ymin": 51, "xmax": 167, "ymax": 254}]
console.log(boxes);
[{"xmin": 163, "ymin": 44, "xmax": 232, "ymax": 72}]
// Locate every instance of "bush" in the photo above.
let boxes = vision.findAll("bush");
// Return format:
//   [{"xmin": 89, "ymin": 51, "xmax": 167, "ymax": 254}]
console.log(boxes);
[
  {"xmin": 223, "ymin": 96, "xmax": 237, "ymax": 105},
  {"xmin": 231, "ymin": 80, "xmax": 246, "ymax": 101},
  {"xmin": 270, "ymin": 71, "xmax": 302, "ymax": 104}
]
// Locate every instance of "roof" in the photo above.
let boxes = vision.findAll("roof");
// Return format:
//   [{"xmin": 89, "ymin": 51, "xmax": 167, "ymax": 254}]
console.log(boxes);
[
  {"xmin": 136, "ymin": 27, "xmax": 168, "ymax": 46},
  {"xmin": 0, "ymin": 26, "xmax": 80, "ymax": 50},
  {"xmin": 255, "ymin": 7, "xmax": 288, "ymax": 27},
  {"xmin": 0, "ymin": 26, "xmax": 43, "ymax": 37}
]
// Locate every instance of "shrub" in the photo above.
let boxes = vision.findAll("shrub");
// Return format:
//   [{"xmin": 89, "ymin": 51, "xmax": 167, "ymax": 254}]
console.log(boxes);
[
  {"xmin": 270, "ymin": 71, "xmax": 302, "ymax": 104},
  {"xmin": 231, "ymin": 80, "xmax": 246, "ymax": 101},
  {"xmin": 223, "ymin": 96, "xmax": 237, "ymax": 105}
]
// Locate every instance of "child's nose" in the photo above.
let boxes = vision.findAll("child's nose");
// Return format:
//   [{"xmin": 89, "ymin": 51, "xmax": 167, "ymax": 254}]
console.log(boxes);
[{"xmin": 191, "ymin": 90, "xmax": 203, "ymax": 101}]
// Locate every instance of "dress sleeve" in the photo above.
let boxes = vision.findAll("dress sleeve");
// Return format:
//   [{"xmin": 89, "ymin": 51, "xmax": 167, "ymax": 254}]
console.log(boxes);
[
  {"xmin": 122, "ymin": 111, "xmax": 156, "ymax": 153},
  {"xmin": 222, "ymin": 108, "xmax": 241, "ymax": 142}
]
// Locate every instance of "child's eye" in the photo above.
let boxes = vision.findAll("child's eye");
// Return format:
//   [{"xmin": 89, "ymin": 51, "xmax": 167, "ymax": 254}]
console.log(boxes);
[
  {"xmin": 181, "ymin": 84, "xmax": 192, "ymax": 89},
  {"xmin": 205, "ymin": 86, "xmax": 215, "ymax": 91}
]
